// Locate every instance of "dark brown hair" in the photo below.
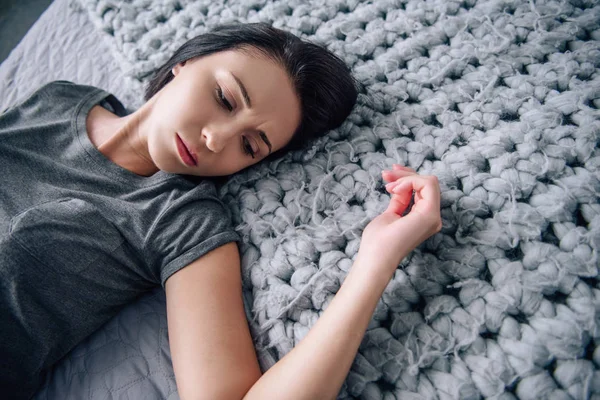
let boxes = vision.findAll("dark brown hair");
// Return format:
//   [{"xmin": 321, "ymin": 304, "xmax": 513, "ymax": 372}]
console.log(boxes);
[{"xmin": 145, "ymin": 23, "xmax": 358, "ymax": 161}]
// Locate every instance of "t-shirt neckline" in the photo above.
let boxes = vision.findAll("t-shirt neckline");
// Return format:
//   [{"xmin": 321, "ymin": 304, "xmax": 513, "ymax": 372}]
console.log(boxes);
[{"xmin": 73, "ymin": 86, "xmax": 184, "ymax": 187}]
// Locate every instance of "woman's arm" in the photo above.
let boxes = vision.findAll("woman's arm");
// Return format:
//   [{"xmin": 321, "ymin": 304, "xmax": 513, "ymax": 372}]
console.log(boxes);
[
  {"xmin": 243, "ymin": 167, "xmax": 442, "ymax": 400},
  {"xmin": 166, "ymin": 166, "xmax": 441, "ymax": 400},
  {"xmin": 242, "ymin": 252, "xmax": 401, "ymax": 400},
  {"xmin": 165, "ymin": 242, "xmax": 262, "ymax": 400},
  {"xmin": 166, "ymin": 244, "xmax": 401, "ymax": 400}
]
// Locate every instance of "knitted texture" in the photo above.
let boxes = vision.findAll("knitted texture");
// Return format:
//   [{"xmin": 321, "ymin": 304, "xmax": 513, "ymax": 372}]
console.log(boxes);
[{"xmin": 74, "ymin": 0, "xmax": 600, "ymax": 398}]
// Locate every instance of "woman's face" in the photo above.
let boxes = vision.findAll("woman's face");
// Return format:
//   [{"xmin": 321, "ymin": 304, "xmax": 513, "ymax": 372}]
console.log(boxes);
[{"xmin": 147, "ymin": 49, "xmax": 301, "ymax": 176}]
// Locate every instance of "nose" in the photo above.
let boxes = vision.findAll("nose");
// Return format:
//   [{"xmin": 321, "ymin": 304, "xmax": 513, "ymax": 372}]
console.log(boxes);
[{"xmin": 202, "ymin": 126, "xmax": 236, "ymax": 153}]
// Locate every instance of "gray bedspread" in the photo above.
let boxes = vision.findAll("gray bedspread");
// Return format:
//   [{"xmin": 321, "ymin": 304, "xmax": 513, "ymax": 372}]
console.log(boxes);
[{"xmin": 1, "ymin": 0, "xmax": 599, "ymax": 399}]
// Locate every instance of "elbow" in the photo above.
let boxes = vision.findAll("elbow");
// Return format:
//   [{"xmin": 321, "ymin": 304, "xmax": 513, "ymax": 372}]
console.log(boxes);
[
  {"xmin": 178, "ymin": 376, "xmax": 260, "ymax": 400},
  {"xmin": 178, "ymin": 389, "xmax": 246, "ymax": 400}
]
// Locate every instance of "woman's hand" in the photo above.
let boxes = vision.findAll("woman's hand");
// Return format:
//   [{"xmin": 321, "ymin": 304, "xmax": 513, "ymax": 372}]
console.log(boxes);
[
  {"xmin": 241, "ymin": 167, "xmax": 441, "ymax": 400},
  {"xmin": 357, "ymin": 165, "xmax": 442, "ymax": 272}
]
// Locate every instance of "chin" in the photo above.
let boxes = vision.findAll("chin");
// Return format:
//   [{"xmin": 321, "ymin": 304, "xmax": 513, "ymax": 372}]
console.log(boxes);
[{"xmin": 153, "ymin": 158, "xmax": 187, "ymax": 175}]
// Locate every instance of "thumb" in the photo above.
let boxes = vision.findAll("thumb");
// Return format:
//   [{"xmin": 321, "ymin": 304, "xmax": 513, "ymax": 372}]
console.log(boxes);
[{"xmin": 385, "ymin": 190, "xmax": 413, "ymax": 216}]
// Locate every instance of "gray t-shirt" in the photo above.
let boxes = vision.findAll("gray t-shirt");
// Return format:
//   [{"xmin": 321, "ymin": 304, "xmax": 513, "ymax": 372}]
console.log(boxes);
[{"xmin": 0, "ymin": 81, "xmax": 240, "ymax": 398}]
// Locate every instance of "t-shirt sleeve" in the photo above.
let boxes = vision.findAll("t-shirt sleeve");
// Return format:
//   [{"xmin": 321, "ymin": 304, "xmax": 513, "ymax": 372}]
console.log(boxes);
[
  {"xmin": 144, "ymin": 196, "xmax": 241, "ymax": 286},
  {"xmin": 0, "ymin": 80, "xmax": 103, "ymax": 125}
]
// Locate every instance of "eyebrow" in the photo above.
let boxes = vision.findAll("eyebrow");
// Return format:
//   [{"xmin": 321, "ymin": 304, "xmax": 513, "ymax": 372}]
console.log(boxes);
[
  {"xmin": 231, "ymin": 72, "xmax": 252, "ymax": 108},
  {"xmin": 259, "ymin": 131, "xmax": 272, "ymax": 154},
  {"xmin": 231, "ymin": 72, "xmax": 273, "ymax": 155}
]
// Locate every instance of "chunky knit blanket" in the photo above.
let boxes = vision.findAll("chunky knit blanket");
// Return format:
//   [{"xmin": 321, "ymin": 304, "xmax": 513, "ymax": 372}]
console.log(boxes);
[{"xmin": 75, "ymin": 0, "xmax": 600, "ymax": 398}]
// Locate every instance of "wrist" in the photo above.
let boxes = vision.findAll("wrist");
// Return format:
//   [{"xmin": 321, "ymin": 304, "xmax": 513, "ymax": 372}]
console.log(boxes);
[
  {"xmin": 355, "ymin": 245, "xmax": 409, "ymax": 271},
  {"xmin": 351, "ymin": 250, "xmax": 404, "ymax": 288}
]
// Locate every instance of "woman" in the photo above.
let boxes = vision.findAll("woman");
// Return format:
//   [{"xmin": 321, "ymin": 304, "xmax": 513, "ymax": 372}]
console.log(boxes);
[{"xmin": 0, "ymin": 23, "xmax": 441, "ymax": 399}]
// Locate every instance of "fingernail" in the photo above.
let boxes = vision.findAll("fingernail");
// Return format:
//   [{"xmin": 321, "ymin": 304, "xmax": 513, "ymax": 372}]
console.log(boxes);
[
  {"xmin": 386, "ymin": 182, "xmax": 399, "ymax": 191},
  {"xmin": 392, "ymin": 164, "xmax": 403, "ymax": 170}
]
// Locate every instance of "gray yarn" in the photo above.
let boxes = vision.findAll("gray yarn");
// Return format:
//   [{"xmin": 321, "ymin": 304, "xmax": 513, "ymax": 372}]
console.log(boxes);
[{"xmin": 73, "ymin": 0, "xmax": 600, "ymax": 398}]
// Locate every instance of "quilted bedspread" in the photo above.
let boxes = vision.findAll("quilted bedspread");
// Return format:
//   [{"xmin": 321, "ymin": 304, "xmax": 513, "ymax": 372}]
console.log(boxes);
[{"xmin": 1, "ymin": 0, "xmax": 599, "ymax": 399}]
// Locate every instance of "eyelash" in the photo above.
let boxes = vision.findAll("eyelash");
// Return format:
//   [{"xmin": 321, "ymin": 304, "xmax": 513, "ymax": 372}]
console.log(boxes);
[
  {"xmin": 216, "ymin": 86, "xmax": 233, "ymax": 112},
  {"xmin": 243, "ymin": 137, "xmax": 255, "ymax": 158},
  {"xmin": 216, "ymin": 85, "xmax": 255, "ymax": 158}
]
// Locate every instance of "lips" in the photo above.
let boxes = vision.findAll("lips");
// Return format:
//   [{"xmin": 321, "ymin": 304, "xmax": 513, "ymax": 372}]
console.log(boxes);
[{"xmin": 176, "ymin": 134, "xmax": 198, "ymax": 167}]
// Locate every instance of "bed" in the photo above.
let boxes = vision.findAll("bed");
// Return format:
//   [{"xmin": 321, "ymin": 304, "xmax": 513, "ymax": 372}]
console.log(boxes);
[
  {"xmin": 1, "ymin": 0, "xmax": 599, "ymax": 399},
  {"xmin": 1, "ymin": 1, "xmax": 181, "ymax": 398}
]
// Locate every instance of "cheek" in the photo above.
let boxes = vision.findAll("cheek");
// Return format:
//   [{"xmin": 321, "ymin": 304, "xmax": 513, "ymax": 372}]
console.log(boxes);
[
  {"xmin": 149, "ymin": 134, "xmax": 171, "ymax": 163},
  {"xmin": 158, "ymin": 86, "xmax": 202, "ymax": 126},
  {"xmin": 227, "ymin": 158, "xmax": 251, "ymax": 175},
  {"xmin": 150, "ymin": 100, "xmax": 177, "ymax": 135},
  {"xmin": 220, "ymin": 151, "xmax": 257, "ymax": 175}
]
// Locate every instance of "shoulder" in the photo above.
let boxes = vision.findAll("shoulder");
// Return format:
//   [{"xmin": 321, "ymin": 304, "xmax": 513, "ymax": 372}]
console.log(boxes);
[
  {"xmin": 23, "ymin": 80, "xmax": 101, "ymax": 101},
  {"xmin": 38, "ymin": 80, "xmax": 106, "ymax": 104},
  {"xmin": 151, "ymin": 180, "xmax": 234, "ymax": 236},
  {"xmin": 144, "ymin": 179, "xmax": 241, "ymax": 285},
  {"xmin": 3, "ymin": 80, "xmax": 107, "ymax": 117},
  {"xmin": 0, "ymin": 81, "xmax": 87, "ymax": 129}
]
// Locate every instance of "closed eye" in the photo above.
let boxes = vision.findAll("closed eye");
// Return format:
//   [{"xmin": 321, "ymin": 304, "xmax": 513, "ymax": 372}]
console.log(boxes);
[
  {"xmin": 216, "ymin": 86, "xmax": 233, "ymax": 112},
  {"xmin": 242, "ymin": 137, "xmax": 256, "ymax": 158}
]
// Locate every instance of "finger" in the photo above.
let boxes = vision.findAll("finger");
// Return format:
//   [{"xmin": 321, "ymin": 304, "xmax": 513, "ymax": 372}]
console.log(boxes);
[
  {"xmin": 385, "ymin": 181, "xmax": 401, "ymax": 192},
  {"xmin": 385, "ymin": 191, "xmax": 413, "ymax": 216},
  {"xmin": 382, "ymin": 167, "xmax": 417, "ymax": 182},
  {"xmin": 385, "ymin": 184, "xmax": 409, "ymax": 199},
  {"xmin": 391, "ymin": 175, "xmax": 441, "ymax": 209},
  {"xmin": 384, "ymin": 171, "xmax": 417, "ymax": 190},
  {"xmin": 415, "ymin": 191, "xmax": 422, "ymax": 203}
]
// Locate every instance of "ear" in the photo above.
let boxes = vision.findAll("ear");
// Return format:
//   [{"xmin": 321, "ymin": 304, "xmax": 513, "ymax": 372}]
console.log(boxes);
[{"xmin": 171, "ymin": 60, "xmax": 187, "ymax": 76}]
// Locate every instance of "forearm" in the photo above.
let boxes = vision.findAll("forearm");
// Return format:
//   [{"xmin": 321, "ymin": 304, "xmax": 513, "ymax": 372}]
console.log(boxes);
[{"xmin": 242, "ymin": 253, "xmax": 400, "ymax": 400}]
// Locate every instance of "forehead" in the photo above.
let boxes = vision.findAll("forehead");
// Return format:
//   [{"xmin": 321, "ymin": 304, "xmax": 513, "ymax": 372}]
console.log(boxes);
[{"xmin": 192, "ymin": 49, "xmax": 301, "ymax": 150}]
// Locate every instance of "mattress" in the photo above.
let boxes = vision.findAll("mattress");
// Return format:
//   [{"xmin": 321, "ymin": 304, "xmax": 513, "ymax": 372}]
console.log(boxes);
[
  {"xmin": 0, "ymin": 0, "xmax": 182, "ymax": 398},
  {"xmin": 0, "ymin": 0, "xmax": 142, "ymax": 112}
]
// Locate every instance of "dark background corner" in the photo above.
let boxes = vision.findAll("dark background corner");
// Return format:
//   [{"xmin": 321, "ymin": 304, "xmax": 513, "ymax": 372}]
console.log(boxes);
[{"xmin": 0, "ymin": 0, "xmax": 54, "ymax": 65}]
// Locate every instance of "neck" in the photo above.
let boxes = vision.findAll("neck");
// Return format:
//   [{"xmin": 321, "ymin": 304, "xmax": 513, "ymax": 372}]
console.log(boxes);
[{"xmin": 87, "ymin": 97, "xmax": 158, "ymax": 177}]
